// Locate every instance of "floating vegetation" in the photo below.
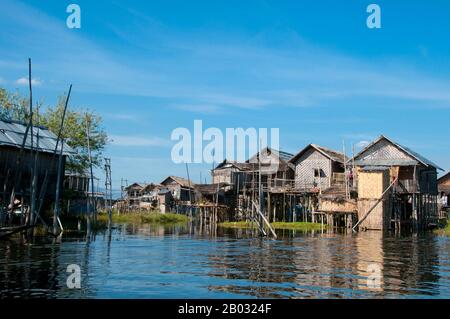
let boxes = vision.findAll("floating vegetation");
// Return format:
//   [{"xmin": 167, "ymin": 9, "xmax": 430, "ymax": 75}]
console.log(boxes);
[
  {"xmin": 97, "ymin": 211, "xmax": 189, "ymax": 224},
  {"xmin": 218, "ymin": 221, "xmax": 325, "ymax": 231}
]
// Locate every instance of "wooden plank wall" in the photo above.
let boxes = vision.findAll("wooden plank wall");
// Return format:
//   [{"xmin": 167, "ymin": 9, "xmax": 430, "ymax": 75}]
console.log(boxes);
[{"xmin": 293, "ymin": 148, "xmax": 331, "ymax": 189}]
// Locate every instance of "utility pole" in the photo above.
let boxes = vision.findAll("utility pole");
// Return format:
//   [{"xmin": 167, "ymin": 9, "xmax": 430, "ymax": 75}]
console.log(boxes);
[
  {"xmin": 121, "ymin": 178, "xmax": 124, "ymax": 201},
  {"xmin": 85, "ymin": 113, "xmax": 97, "ymax": 228},
  {"xmin": 104, "ymin": 158, "xmax": 112, "ymax": 224},
  {"xmin": 124, "ymin": 179, "xmax": 129, "ymax": 212}
]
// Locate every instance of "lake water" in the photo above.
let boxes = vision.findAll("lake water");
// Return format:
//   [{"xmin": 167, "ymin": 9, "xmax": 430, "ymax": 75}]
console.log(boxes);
[{"xmin": 1, "ymin": 223, "xmax": 450, "ymax": 298}]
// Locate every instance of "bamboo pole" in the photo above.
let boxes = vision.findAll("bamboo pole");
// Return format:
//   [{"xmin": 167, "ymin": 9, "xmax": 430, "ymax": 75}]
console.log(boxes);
[
  {"xmin": 52, "ymin": 138, "xmax": 65, "ymax": 235},
  {"xmin": 28, "ymin": 58, "xmax": 36, "ymax": 227},
  {"xmin": 35, "ymin": 85, "xmax": 72, "ymax": 235},
  {"xmin": 252, "ymin": 200, "xmax": 277, "ymax": 239}
]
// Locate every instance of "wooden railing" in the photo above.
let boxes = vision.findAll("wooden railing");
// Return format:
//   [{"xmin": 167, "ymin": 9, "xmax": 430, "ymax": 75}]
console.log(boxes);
[
  {"xmin": 331, "ymin": 173, "xmax": 345, "ymax": 185},
  {"xmin": 240, "ymin": 178, "xmax": 346, "ymax": 192}
]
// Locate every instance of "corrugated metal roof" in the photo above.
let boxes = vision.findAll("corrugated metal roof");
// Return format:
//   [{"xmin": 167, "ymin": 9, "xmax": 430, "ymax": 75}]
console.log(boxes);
[
  {"xmin": 247, "ymin": 147, "xmax": 294, "ymax": 164},
  {"xmin": 354, "ymin": 135, "xmax": 443, "ymax": 171},
  {"xmin": 354, "ymin": 159, "xmax": 419, "ymax": 167},
  {"xmin": 274, "ymin": 149, "xmax": 295, "ymax": 162},
  {"xmin": 438, "ymin": 172, "xmax": 450, "ymax": 183},
  {"xmin": 359, "ymin": 165, "xmax": 391, "ymax": 172},
  {"xmin": 289, "ymin": 144, "xmax": 346, "ymax": 164},
  {"xmin": 0, "ymin": 119, "xmax": 75, "ymax": 155},
  {"xmin": 396, "ymin": 142, "xmax": 443, "ymax": 171},
  {"xmin": 161, "ymin": 176, "xmax": 195, "ymax": 188}
]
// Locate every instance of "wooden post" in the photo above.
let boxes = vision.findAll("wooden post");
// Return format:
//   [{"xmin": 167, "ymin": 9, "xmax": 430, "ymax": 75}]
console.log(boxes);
[
  {"xmin": 412, "ymin": 165, "xmax": 418, "ymax": 230},
  {"xmin": 86, "ymin": 113, "xmax": 96, "ymax": 229},
  {"xmin": 343, "ymin": 140, "xmax": 349, "ymax": 199},
  {"xmin": 28, "ymin": 58, "xmax": 36, "ymax": 228}
]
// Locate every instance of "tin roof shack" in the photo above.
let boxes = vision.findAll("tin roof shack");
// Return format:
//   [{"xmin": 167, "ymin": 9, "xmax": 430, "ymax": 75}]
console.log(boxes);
[
  {"xmin": 212, "ymin": 160, "xmax": 252, "ymax": 189},
  {"xmin": 0, "ymin": 119, "xmax": 74, "ymax": 214},
  {"xmin": 194, "ymin": 183, "xmax": 228, "ymax": 205},
  {"xmin": 140, "ymin": 183, "xmax": 163, "ymax": 210},
  {"xmin": 124, "ymin": 183, "xmax": 147, "ymax": 210},
  {"xmin": 160, "ymin": 176, "xmax": 195, "ymax": 202},
  {"xmin": 64, "ymin": 170, "xmax": 90, "ymax": 194},
  {"xmin": 289, "ymin": 144, "xmax": 346, "ymax": 192},
  {"xmin": 157, "ymin": 189, "xmax": 173, "ymax": 213},
  {"xmin": 245, "ymin": 147, "xmax": 295, "ymax": 192},
  {"xmin": 354, "ymin": 135, "xmax": 443, "ymax": 230},
  {"xmin": 63, "ymin": 170, "xmax": 91, "ymax": 215},
  {"xmin": 227, "ymin": 147, "xmax": 297, "ymax": 223}
]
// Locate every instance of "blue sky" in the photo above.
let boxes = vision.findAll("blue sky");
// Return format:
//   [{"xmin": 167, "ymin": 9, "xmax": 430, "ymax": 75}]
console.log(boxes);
[{"xmin": 1, "ymin": 0, "xmax": 449, "ymax": 194}]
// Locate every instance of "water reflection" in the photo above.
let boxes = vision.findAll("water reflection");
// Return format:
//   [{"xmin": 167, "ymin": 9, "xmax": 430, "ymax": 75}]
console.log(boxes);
[{"xmin": 0, "ymin": 222, "xmax": 449, "ymax": 299}]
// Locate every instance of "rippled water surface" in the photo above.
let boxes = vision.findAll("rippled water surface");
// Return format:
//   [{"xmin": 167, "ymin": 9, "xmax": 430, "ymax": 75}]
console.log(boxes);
[{"xmin": 1, "ymin": 223, "xmax": 450, "ymax": 298}]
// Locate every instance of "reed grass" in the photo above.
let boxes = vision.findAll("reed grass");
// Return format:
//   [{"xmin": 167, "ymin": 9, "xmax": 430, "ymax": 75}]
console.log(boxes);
[
  {"xmin": 434, "ymin": 222, "xmax": 450, "ymax": 236},
  {"xmin": 98, "ymin": 211, "xmax": 189, "ymax": 224}
]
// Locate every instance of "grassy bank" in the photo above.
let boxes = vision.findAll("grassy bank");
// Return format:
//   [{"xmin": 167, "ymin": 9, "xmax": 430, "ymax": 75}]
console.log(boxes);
[
  {"xmin": 434, "ymin": 222, "xmax": 450, "ymax": 236},
  {"xmin": 97, "ymin": 211, "xmax": 190, "ymax": 224},
  {"xmin": 271, "ymin": 222, "xmax": 325, "ymax": 231},
  {"xmin": 218, "ymin": 221, "xmax": 325, "ymax": 231},
  {"xmin": 218, "ymin": 221, "xmax": 257, "ymax": 229}
]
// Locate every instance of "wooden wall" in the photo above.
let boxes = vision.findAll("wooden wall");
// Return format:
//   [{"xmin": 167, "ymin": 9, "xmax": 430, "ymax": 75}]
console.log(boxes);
[
  {"xmin": 418, "ymin": 167, "xmax": 438, "ymax": 195},
  {"xmin": 292, "ymin": 148, "xmax": 331, "ymax": 189},
  {"xmin": 357, "ymin": 169, "xmax": 391, "ymax": 230},
  {"xmin": 0, "ymin": 146, "xmax": 65, "ymax": 205},
  {"xmin": 438, "ymin": 174, "xmax": 450, "ymax": 195},
  {"xmin": 357, "ymin": 138, "xmax": 410, "ymax": 162}
]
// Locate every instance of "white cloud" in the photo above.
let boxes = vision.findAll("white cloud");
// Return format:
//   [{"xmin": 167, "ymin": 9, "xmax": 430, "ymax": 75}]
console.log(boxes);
[
  {"xmin": 110, "ymin": 135, "xmax": 170, "ymax": 147},
  {"xmin": 15, "ymin": 77, "xmax": 42, "ymax": 86},
  {"xmin": 172, "ymin": 104, "xmax": 223, "ymax": 114},
  {"xmin": 3, "ymin": 0, "xmax": 450, "ymax": 111},
  {"xmin": 104, "ymin": 113, "xmax": 139, "ymax": 121},
  {"xmin": 355, "ymin": 140, "xmax": 370, "ymax": 148}
]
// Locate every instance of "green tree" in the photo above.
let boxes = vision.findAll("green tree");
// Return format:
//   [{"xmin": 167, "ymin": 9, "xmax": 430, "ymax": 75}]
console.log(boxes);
[
  {"xmin": 0, "ymin": 87, "xmax": 108, "ymax": 173},
  {"xmin": 0, "ymin": 88, "xmax": 29, "ymax": 121}
]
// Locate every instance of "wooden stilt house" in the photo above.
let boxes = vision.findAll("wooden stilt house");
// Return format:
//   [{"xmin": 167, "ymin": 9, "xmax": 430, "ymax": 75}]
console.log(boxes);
[{"xmin": 353, "ymin": 135, "xmax": 443, "ymax": 230}]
